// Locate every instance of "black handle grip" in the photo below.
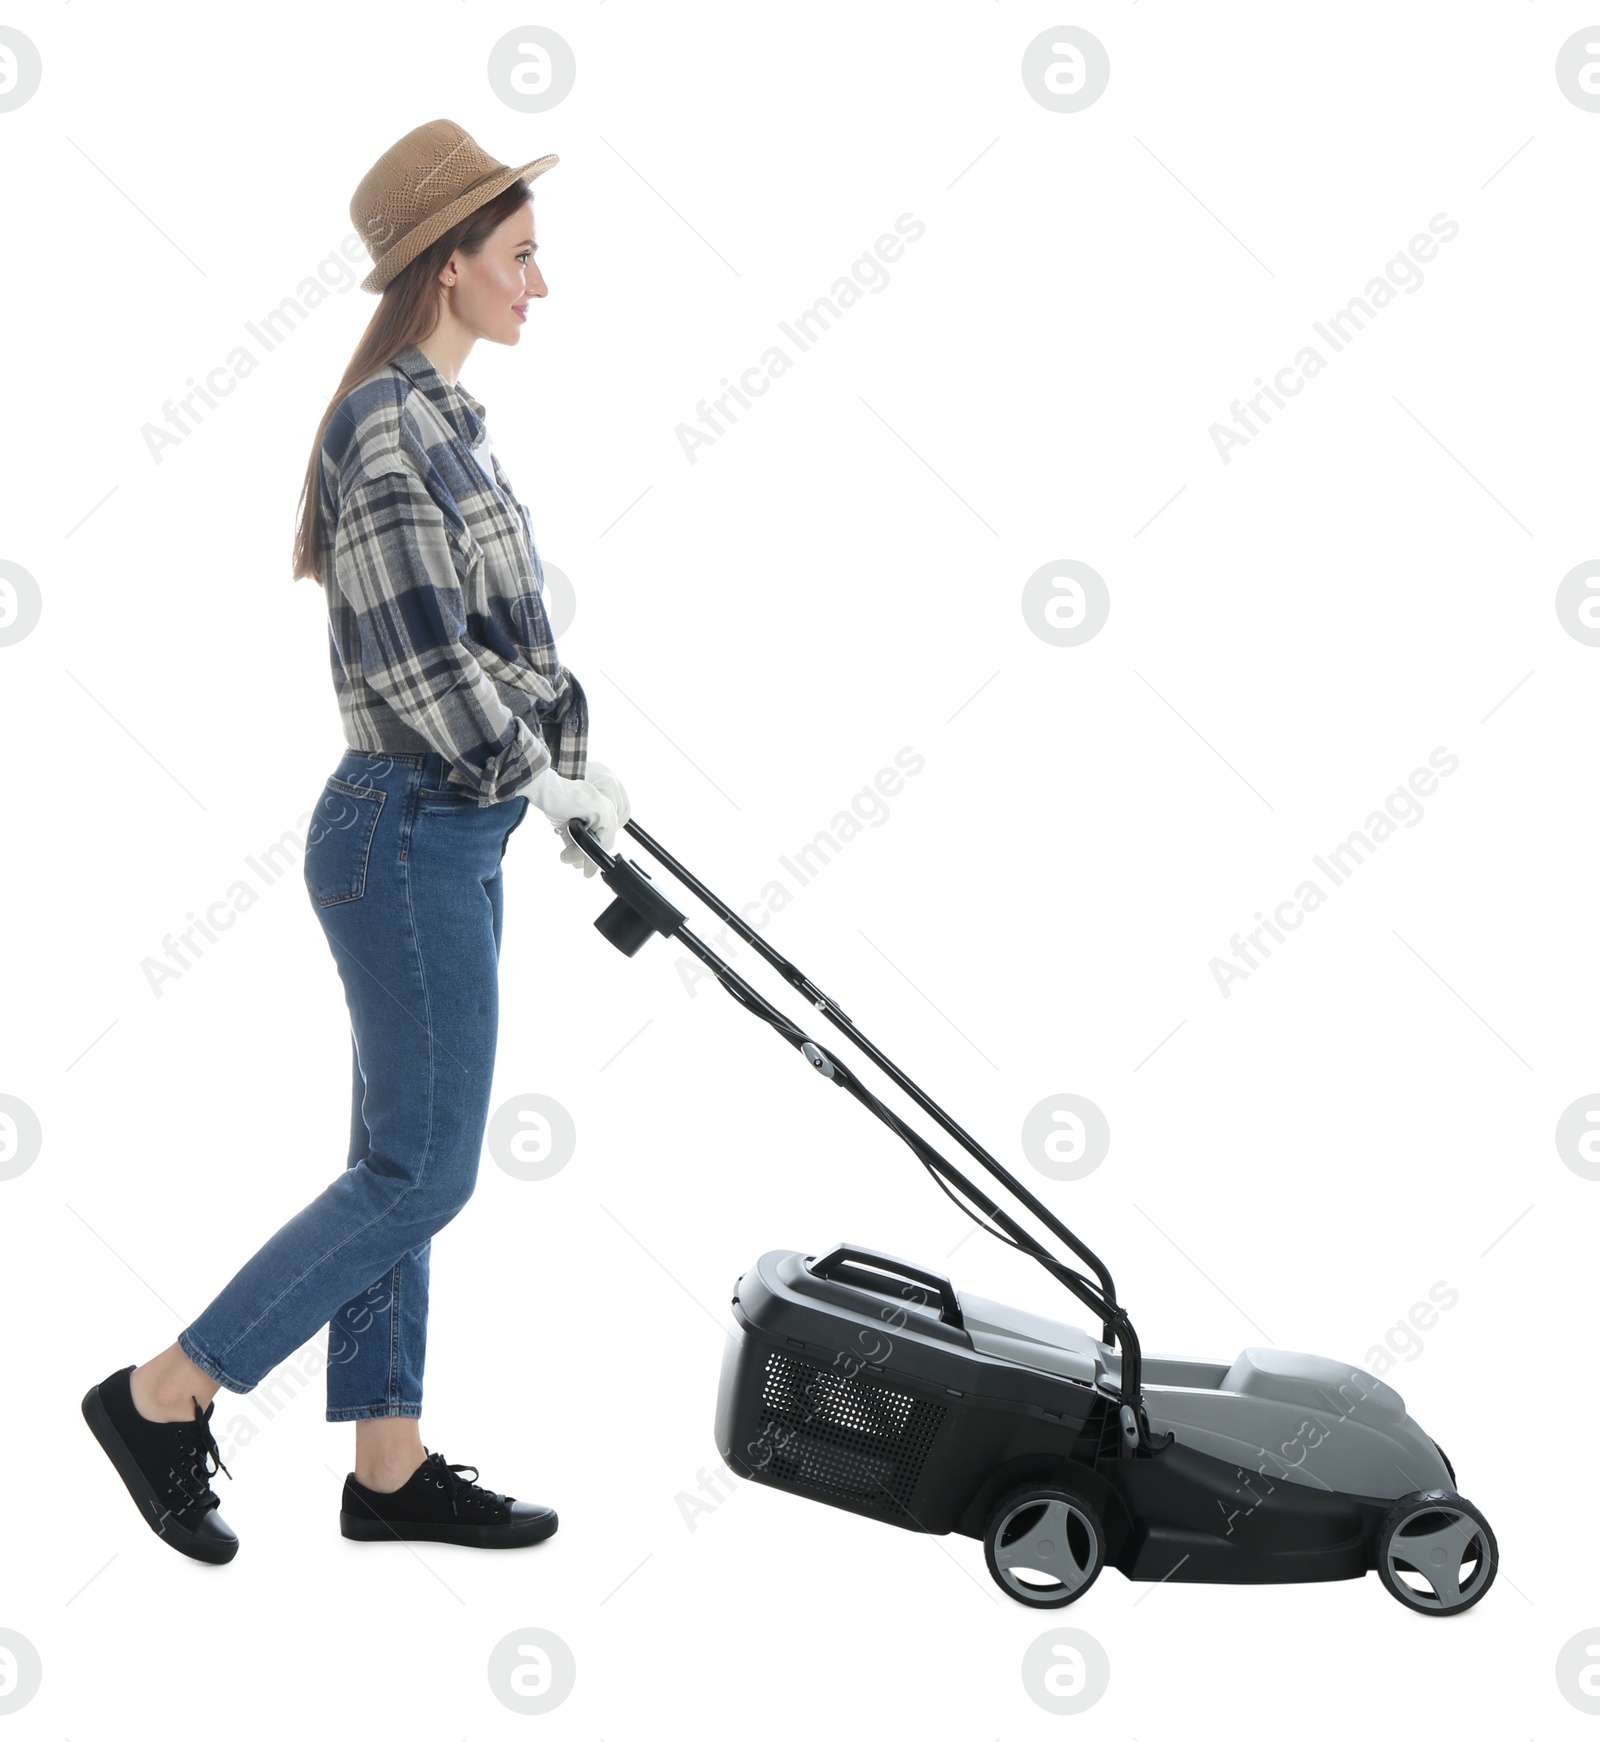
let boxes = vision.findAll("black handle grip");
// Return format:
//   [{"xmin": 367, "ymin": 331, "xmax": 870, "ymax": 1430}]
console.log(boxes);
[
  {"xmin": 568, "ymin": 818, "xmax": 689, "ymax": 956},
  {"xmin": 808, "ymin": 1243, "xmax": 965, "ymax": 1329}
]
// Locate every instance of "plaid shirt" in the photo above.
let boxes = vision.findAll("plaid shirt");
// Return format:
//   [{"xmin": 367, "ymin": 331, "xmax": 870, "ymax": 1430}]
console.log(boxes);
[{"xmin": 316, "ymin": 341, "xmax": 588, "ymax": 803}]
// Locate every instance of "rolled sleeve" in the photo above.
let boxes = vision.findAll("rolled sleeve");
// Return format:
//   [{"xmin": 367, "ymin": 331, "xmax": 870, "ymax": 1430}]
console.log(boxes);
[{"xmin": 330, "ymin": 461, "xmax": 552, "ymax": 805}]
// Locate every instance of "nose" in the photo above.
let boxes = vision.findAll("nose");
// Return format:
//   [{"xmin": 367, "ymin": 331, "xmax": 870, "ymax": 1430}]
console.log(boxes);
[{"xmin": 524, "ymin": 262, "xmax": 548, "ymax": 298}]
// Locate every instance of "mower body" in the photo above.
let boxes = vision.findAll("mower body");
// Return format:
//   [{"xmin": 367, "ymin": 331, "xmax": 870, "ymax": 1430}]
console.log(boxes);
[{"xmin": 716, "ymin": 1247, "xmax": 1458, "ymax": 1589}]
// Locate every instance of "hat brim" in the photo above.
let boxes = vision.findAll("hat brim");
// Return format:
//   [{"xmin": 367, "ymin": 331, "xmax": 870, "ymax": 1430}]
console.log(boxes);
[{"xmin": 361, "ymin": 153, "xmax": 559, "ymax": 295}]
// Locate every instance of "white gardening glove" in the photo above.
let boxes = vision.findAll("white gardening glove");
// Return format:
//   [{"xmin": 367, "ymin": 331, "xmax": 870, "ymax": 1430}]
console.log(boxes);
[
  {"xmin": 584, "ymin": 761, "xmax": 631, "ymax": 829},
  {"xmin": 556, "ymin": 759, "xmax": 631, "ymax": 877},
  {"xmin": 525, "ymin": 765, "xmax": 618, "ymax": 878}
]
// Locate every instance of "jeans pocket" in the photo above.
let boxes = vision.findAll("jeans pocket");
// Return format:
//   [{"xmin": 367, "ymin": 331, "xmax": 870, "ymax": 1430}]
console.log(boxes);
[
  {"xmin": 304, "ymin": 776, "xmax": 386, "ymax": 907},
  {"xmin": 416, "ymin": 783, "xmax": 476, "ymax": 808}
]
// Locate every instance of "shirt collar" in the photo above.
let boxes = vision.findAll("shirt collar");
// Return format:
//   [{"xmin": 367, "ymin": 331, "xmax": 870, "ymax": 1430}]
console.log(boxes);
[{"xmin": 389, "ymin": 342, "xmax": 487, "ymax": 449}]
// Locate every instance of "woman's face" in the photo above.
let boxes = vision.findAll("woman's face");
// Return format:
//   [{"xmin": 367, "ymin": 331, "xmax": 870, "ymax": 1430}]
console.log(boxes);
[{"xmin": 447, "ymin": 200, "xmax": 546, "ymax": 343}]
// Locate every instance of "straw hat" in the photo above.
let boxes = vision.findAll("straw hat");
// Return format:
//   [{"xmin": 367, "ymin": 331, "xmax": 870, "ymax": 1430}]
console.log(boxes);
[{"xmin": 351, "ymin": 118, "xmax": 558, "ymax": 295}]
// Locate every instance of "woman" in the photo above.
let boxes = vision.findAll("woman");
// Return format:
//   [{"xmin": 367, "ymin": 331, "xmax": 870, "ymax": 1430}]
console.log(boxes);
[{"xmin": 80, "ymin": 119, "xmax": 627, "ymax": 1563}]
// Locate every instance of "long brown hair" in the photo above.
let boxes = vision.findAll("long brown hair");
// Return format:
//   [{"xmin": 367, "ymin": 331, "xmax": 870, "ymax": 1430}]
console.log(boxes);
[{"xmin": 291, "ymin": 179, "xmax": 536, "ymax": 586}]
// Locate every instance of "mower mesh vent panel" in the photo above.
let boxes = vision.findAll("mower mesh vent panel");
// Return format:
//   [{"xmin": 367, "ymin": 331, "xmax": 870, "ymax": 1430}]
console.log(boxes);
[{"xmin": 758, "ymin": 1349, "xmax": 946, "ymax": 1514}]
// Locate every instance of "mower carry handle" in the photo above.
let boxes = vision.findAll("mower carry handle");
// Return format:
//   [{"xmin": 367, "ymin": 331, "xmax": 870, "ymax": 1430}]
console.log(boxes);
[{"xmin": 808, "ymin": 1244, "xmax": 965, "ymax": 1330}]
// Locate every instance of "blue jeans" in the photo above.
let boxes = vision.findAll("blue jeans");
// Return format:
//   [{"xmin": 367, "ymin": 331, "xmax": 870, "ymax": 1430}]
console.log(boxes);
[{"xmin": 178, "ymin": 749, "xmax": 531, "ymax": 1421}]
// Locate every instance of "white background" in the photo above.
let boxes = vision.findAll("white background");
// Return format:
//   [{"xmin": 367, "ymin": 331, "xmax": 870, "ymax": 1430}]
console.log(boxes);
[{"xmin": 2, "ymin": 0, "xmax": 1595, "ymax": 1732}]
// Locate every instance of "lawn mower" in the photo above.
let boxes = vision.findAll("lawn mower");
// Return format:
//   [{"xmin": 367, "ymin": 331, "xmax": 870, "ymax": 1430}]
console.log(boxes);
[{"xmin": 568, "ymin": 816, "xmax": 1497, "ymax": 1615}]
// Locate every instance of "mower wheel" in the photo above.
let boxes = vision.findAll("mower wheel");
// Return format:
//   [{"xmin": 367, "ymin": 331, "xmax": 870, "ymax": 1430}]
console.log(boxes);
[
  {"xmin": 982, "ymin": 1481, "xmax": 1107, "ymax": 1609},
  {"xmin": 1376, "ymin": 1488, "xmax": 1497, "ymax": 1615}
]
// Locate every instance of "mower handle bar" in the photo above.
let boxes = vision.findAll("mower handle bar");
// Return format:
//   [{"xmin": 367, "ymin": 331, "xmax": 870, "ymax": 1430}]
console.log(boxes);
[{"xmin": 565, "ymin": 813, "xmax": 1146, "ymax": 1433}]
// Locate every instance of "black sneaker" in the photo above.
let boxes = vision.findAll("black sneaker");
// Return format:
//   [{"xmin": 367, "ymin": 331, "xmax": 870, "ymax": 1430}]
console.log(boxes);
[
  {"xmin": 339, "ymin": 1448, "xmax": 558, "ymax": 1549},
  {"xmin": 81, "ymin": 1364, "xmax": 238, "ymax": 1564}
]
